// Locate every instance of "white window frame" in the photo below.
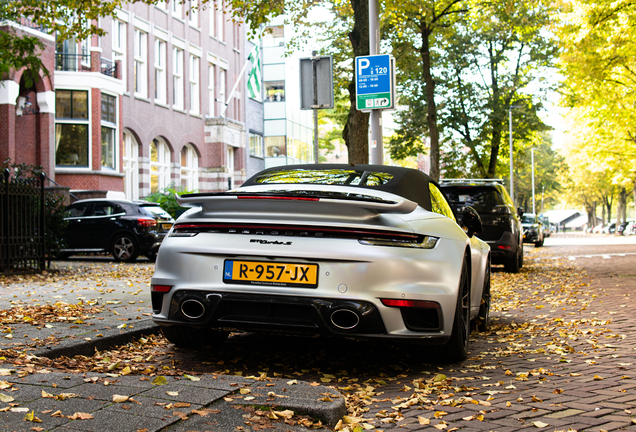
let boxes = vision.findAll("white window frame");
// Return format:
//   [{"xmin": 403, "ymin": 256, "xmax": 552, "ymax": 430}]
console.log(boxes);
[
  {"xmin": 216, "ymin": 0, "xmax": 225, "ymax": 42},
  {"xmin": 112, "ymin": 19, "xmax": 126, "ymax": 92},
  {"xmin": 189, "ymin": 54, "xmax": 200, "ymax": 115},
  {"xmin": 150, "ymin": 138, "xmax": 171, "ymax": 193},
  {"xmin": 134, "ymin": 28, "xmax": 148, "ymax": 98},
  {"xmin": 180, "ymin": 144, "xmax": 199, "ymax": 191},
  {"xmin": 209, "ymin": 6, "xmax": 215, "ymax": 38},
  {"xmin": 173, "ymin": 47, "xmax": 184, "ymax": 110},
  {"xmin": 189, "ymin": 0, "xmax": 199, "ymax": 28},
  {"xmin": 154, "ymin": 39, "xmax": 167, "ymax": 104},
  {"xmin": 219, "ymin": 67, "xmax": 226, "ymax": 109},
  {"xmin": 208, "ymin": 63, "xmax": 215, "ymax": 117},
  {"xmin": 100, "ymin": 93, "xmax": 118, "ymax": 170},
  {"xmin": 227, "ymin": 146, "xmax": 234, "ymax": 190},
  {"xmin": 172, "ymin": 0, "xmax": 182, "ymax": 19},
  {"xmin": 54, "ymin": 89, "xmax": 91, "ymax": 169},
  {"xmin": 123, "ymin": 130, "xmax": 139, "ymax": 200}
]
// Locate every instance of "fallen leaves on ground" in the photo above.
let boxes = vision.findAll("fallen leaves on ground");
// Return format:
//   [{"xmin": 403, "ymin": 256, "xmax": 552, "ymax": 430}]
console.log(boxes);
[{"xmin": 0, "ymin": 249, "xmax": 632, "ymax": 431}]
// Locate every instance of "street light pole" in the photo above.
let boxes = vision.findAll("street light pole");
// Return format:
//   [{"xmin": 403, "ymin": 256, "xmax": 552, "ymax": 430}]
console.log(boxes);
[
  {"xmin": 508, "ymin": 105, "xmax": 521, "ymax": 203},
  {"xmin": 531, "ymin": 148, "xmax": 536, "ymax": 214},
  {"xmin": 369, "ymin": 0, "xmax": 383, "ymax": 164}
]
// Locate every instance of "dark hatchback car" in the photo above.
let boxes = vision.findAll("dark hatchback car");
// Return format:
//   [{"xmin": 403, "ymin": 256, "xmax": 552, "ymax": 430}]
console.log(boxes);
[
  {"xmin": 440, "ymin": 180, "xmax": 524, "ymax": 273},
  {"xmin": 61, "ymin": 199, "xmax": 174, "ymax": 262}
]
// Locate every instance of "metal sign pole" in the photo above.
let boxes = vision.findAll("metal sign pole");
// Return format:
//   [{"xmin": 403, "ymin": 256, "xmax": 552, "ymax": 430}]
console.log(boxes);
[
  {"xmin": 369, "ymin": 0, "xmax": 383, "ymax": 164},
  {"xmin": 312, "ymin": 51, "xmax": 319, "ymax": 163}
]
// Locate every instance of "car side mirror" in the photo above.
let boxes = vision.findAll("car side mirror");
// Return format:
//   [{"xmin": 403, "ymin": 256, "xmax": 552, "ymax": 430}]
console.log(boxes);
[
  {"xmin": 517, "ymin": 207, "xmax": 524, "ymax": 217},
  {"xmin": 461, "ymin": 206, "xmax": 482, "ymax": 238}
]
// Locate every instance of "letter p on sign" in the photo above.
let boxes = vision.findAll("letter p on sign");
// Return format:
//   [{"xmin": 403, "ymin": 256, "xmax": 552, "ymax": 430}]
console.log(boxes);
[{"xmin": 358, "ymin": 58, "xmax": 370, "ymax": 71}]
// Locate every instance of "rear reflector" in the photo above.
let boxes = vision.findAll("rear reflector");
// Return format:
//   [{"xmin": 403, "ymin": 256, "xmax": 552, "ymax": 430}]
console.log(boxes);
[
  {"xmin": 497, "ymin": 245, "xmax": 512, "ymax": 250},
  {"xmin": 381, "ymin": 299, "xmax": 440, "ymax": 309},
  {"xmin": 152, "ymin": 285, "xmax": 172, "ymax": 293}
]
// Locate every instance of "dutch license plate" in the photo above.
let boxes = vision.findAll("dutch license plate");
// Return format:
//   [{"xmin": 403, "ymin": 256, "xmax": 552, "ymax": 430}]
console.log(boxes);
[
  {"xmin": 223, "ymin": 260, "xmax": 319, "ymax": 288},
  {"xmin": 162, "ymin": 223, "xmax": 173, "ymax": 229}
]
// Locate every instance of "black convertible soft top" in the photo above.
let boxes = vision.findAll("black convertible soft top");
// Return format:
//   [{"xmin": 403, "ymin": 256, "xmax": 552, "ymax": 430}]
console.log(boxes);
[{"xmin": 242, "ymin": 164, "xmax": 434, "ymax": 212}]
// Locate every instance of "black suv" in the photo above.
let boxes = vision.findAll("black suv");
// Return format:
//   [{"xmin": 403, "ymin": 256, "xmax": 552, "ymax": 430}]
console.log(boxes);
[
  {"xmin": 440, "ymin": 180, "xmax": 524, "ymax": 273},
  {"xmin": 61, "ymin": 199, "xmax": 174, "ymax": 262}
]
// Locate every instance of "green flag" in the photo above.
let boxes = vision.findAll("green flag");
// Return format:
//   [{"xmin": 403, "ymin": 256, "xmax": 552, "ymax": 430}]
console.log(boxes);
[{"xmin": 247, "ymin": 41, "xmax": 261, "ymax": 101}]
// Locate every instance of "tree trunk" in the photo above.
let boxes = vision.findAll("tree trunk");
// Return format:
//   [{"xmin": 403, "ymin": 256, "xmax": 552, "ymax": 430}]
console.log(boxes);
[
  {"xmin": 344, "ymin": 0, "xmax": 370, "ymax": 164},
  {"xmin": 419, "ymin": 26, "xmax": 440, "ymax": 181},
  {"xmin": 486, "ymin": 40, "xmax": 502, "ymax": 179},
  {"xmin": 619, "ymin": 187, "xmax": 627, "ymax": 224}
]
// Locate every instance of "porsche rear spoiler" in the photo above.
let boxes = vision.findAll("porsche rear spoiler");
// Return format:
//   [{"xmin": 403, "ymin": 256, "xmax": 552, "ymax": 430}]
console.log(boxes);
[{"xmin": 176, "ymin": 193, "xmax": 418, "ymax": 218}]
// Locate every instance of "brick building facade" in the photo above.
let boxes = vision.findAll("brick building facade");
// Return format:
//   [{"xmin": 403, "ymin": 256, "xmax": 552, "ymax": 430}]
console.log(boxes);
[{"xmin": 1, "ymin": 1, "xmax": 260, "ymax": 200}]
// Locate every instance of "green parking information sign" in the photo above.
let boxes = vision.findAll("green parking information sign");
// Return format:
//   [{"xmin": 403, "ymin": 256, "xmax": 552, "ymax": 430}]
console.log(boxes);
[{"xmin": 355, "ymin": 54, "xmax": 393, "ymax": 110}]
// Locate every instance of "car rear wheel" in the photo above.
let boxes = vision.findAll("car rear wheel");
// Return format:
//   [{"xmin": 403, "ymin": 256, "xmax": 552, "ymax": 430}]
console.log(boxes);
[
  {"xmin": 442, "ymin": 256, "xmax": 470, "ymax": 362},
  {"xmin": 161, "ymin": 325, "xmax": 229, "ymax": 348},
  {"xmin": 535, "ymin": 238, "xmax": 544, "ymax": 247},
  {"xmin": 111, "ymin": 234, "xmax": 139, "ymax": 262},
  {"xmin": 504, "ymin": 245, "xmax": 520, "ymax": 273},
  {"xmin": 476, "ymin": 258, "xmax": 491, "ymax": 332}
]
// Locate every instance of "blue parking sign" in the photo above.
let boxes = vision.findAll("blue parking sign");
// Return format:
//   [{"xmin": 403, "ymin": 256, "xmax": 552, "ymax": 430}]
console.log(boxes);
[{"xmin": 355, "ymin": 54, "xmax": 393, "ymax": 110}]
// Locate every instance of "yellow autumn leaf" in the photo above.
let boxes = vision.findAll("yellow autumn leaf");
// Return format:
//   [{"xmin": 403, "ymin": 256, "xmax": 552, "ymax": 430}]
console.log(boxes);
[
  {"xmin": 152, "ymin": 376, "xmax": 168, "ymax": 386},
  {"xmin": 418, "ymin": 416, "xmax": 430, "ymax": 425},
  {"xmin": 533, "ymin": 420, "xmax": 549, "ymax": 428},
  {"xmin": 24, "ymin": 410, "xmax": 42, "ymax": 423},
  {"xmin": 113, "ymin": 395, "xmax": 129, "ymax": 403}
]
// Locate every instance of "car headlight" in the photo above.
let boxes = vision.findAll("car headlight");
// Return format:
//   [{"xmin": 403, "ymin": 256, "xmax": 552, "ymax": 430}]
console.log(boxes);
[{"xmin": 358, "ymin": 236, "xmax": 439, "ymax": 249}]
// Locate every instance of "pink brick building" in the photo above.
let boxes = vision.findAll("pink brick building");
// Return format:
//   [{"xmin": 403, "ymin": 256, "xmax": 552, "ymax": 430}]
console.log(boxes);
[{"xmin": 1, "ymin": 2, "xmax": 259, "ymax": 200}]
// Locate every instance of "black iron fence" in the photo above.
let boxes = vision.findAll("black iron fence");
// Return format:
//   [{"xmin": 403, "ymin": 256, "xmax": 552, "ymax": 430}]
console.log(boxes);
[{"xmin": 0, "ymin": 169, "xmax": 46, "ymax": 274}]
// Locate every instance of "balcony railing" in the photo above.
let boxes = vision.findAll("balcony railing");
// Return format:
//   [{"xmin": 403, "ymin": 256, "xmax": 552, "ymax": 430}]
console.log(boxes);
[
  {"xmin": 16, "ymin": 17, "xmax": 47, "ymax": 33},
  {"xmin": 55, "ymin": 53, "xmax": 119, "ymax": 79},
  {"xmin": 55, "ymin": 53, "xmax": 91, "ymax": 73},
  {"xmin": 100, "ymin": 58, "xmax": 117, "ymax": 78}
]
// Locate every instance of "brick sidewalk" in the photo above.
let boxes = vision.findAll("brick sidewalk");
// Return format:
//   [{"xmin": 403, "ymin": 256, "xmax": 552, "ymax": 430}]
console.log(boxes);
[{"xmin": 363, "ymin": 246, "xmax": 636, "ymax": 432}]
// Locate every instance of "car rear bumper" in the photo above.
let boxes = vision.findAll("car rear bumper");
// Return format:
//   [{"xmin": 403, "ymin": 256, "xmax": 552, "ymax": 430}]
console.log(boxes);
[
  {"xmin": 153, "ymin": 290, "xmax": 450, "ymax": 344},
  {"xmin": 487, "ymin": 231, "xmax": 518, "ymax": 263}
]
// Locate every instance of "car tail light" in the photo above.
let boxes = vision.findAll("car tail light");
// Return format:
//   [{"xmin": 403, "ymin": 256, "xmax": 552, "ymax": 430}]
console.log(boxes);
[
  {"xmin": 169, "ymin": 223, "xmax": 427, "ymax": 245},
  {"xmin": 497, "ymin": 245, "xmax": 512, "ymax": 250},
  {"xmin": 237, "ymin": 195, "xmax": 319, "ymax": 201},
  {"xmin": 381, "ymin": 299, "xmax": 440, "ymax": 309},
  {"xmin": 137, "ymin": 218, "xmax": 157, "ymax": 228},
  {"xmin": 152, "ymin": 285, "xmax": 172, "ymax": 292},
  {"xmin": 359, "ymin": 235, "xmax": 438, "ymax": 249}
]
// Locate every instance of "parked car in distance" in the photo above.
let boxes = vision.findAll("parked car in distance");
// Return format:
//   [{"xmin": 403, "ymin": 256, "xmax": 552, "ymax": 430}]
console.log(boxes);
[
  {"xmin": 152, "ymin": 164, "xmax": 492, "ymax": 361},
  {"xmin": 539, "ymin": 216, "xmax": 551, "ymax": 237},
  {"xmin": 440, "ymin": 179, "xmax": 524, "ymax": 273},
  {"xmin": 61, "ymin": 199, "xmax": 174, "ymax": 262},
  {"xmin": 521, "ymin": 213, "xmax": 544, "ymax": 247},
  {"xmin": 602, "ymin": 222, "xmax": 616, "ymax": 234},
  {"xmin": 617, "ymin": 221, "xmax": 631, "ymax": 236}
]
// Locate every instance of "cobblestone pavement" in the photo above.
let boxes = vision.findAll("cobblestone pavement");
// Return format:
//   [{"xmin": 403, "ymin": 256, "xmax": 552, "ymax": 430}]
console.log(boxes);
[{"xmin": 363, "ymin": 238, "xmax": 636, "ymax": 432}]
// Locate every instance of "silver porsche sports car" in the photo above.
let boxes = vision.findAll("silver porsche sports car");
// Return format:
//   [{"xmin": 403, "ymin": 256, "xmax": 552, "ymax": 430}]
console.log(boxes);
[{"xmin": 151, "ymin": 164, "xmax": 491, "ymax": 361}]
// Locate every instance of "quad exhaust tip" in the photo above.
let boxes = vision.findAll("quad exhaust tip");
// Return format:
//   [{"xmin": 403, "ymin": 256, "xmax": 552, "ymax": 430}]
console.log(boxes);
[
  {"xmin": 181, "ymin": 299, "xmax": 206, "ymax": 320},
  {"xmin": 330, "ymin": 309, "xmax": 360, "ymax": 330}
]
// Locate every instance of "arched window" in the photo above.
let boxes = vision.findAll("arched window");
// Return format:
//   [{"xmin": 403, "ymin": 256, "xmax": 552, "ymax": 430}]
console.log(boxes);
[
  {"xmin": 150, "ymin": 137, "xmax": 171, "ymax": 193},
  {"xmin": 180, "ymin": 144, "xmax": 199, "ymax": 191},
  {"xmin": 122, "ymin": 131, "xmax": 139, "ymax": 200}
]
